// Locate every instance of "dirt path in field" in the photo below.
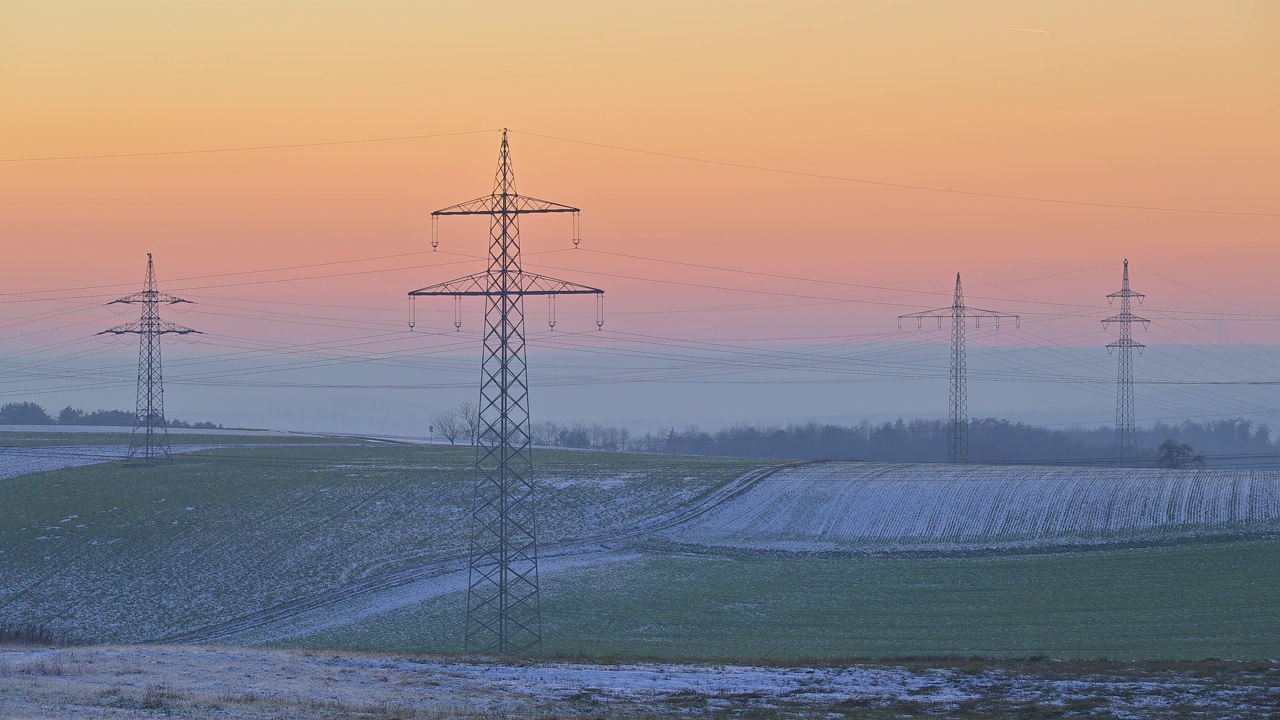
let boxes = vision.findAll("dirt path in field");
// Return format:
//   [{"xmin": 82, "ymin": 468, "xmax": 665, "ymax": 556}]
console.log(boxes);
[{"xmin": 157, "ymin": 463, "xmax": 798, "ymax": 644}]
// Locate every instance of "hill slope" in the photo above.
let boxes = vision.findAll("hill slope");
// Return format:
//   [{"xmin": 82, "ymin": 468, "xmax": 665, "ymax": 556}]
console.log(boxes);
[{"xmin": 656, "ymin": 461, "xmax": 1280, "ymax": 553}]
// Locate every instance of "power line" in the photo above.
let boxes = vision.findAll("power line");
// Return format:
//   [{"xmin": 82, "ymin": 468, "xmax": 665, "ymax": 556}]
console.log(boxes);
[
  {"xmin": 572, "ymin": 249, "xmax": 1280, "ymax": 319},
  {"xmin": 4, "ymin": 243, "xmax": 1280, "ymax": 430},
  {"xmin": 0, "ymin": 129, "xmax": 500, "ymax": 163},
  {"xmin": 0, "ymin": 250, "xmax": 482, "ymax": 299},
  {"xmin": 5, "ymin": 125, "xmax": 1274, "ymax": 217},
  {"xmin": 513, "ymin": 130, "xmax": 1280, "ymax": 219}
]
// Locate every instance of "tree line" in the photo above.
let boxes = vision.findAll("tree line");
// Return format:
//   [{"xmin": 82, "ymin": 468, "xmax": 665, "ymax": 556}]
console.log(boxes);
[
  {"xmin": 0, "ymin": 401, "xmax": 222, "ymax": 429},
  {"xmin": 509, "ymin": 416, "xmax": 1277, "ymax": 467}
]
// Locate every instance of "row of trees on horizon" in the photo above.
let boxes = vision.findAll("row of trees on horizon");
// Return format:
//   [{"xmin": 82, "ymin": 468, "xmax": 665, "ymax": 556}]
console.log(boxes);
[
  {"xmin": 0, "ymin": 401, "xmax": 222, "ymax": 429},
  {"xmin": 425, "ymin": 400, "xmax": 1274, "ymax": 466},
  {"xmin": 523, "ymin": 416, "xmax": 1276, "ymax": 468},
  {"xmin": 9, "ymin": 395, "xmax": 1265, "ymax": 468}
]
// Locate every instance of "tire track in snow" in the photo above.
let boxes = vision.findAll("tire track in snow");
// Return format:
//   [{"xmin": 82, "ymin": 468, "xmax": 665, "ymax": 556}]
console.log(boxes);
[{"xmin": 156, "ymin": 463, "xmax": 799, "ymax": 644}]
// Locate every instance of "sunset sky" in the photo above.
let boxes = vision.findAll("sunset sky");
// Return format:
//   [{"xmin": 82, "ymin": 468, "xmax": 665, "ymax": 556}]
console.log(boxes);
[{"xmin": 1, "ymin": 1, "xmax": 1278, "ymax": 431}]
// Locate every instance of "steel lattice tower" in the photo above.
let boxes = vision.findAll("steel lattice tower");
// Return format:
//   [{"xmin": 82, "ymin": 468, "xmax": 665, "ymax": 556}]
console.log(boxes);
[
  {"xmin": 1103, "ymin": 259, "xmax": 1148, "ymax": 460},
  {"xmin": 900, "ymin": 274, "xmax": 1018, "ymax": 463},
  {"xmin": 409, "ymin": 129, "xmax": 602, "ymax": 655},
  {"xmin": 98, "ymin": 253, "xmax": 200, "ymax": 464}
]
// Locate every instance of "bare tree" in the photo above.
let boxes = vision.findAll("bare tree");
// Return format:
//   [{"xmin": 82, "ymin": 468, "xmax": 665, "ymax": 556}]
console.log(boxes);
[
  {"xmin": 531, "ymin": 420, "xmax": 558, "ymax": 447},
  {"xmin": 458, "ymin": 401, "xmax": 480, "ymax": 446},
  {"xmin": 431, "ymin": 407, "xmax": 464, "ymax": 445},
  {"xmin": 1154, "ymin": 439, "xmax": 1206, "ymax": 469}
]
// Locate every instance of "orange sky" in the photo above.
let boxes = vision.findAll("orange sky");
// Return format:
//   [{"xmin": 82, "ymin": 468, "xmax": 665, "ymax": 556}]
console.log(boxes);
[{"xmin": 1, "ymin": 0, "xmax": 1278, "ymax": 345}]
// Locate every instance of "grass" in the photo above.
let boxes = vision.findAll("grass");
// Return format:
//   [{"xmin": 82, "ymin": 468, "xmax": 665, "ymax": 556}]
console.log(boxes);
[
  {"xmin": 0, "ymin": 623, "xmax": 55, "ymax": 647},
  {"xmin": 297, "ymin": 538, "xmax": 1280, "ymax": 660},
  {"xmin": 0, "ymin": 442, "xmax": 762, "ymax": 644},
  {"xmin": 3, "ymin": 438, "xmax": 1280, "ymax": 662},
  {"xmin": 4, "ymin": 645, "xmax": 1277, "ymax": 719},
  {"xmin": 546, "ymin": 539, "xmax": 1280, "ymax": 660},
  {"xmin": 0, "ymin": 429, "xmax": 339, "ymax": 448}
]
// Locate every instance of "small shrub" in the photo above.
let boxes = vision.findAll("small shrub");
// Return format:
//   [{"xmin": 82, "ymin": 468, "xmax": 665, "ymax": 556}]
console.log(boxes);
[
  {"xmin": 0, "ymin": 623, "xmax": 55, "ymax": 647},
  {"xmin": 95, "ymin": 686, "xmax": 125, "ymax": 699},
  {"xmin": 141, "ymin": 683, "xmax": 179, "ymax": 710},
  {"xmin": 19, "ymin": 658, "xmax": 66, "ymax": 676},
  {"xmin": 215, "ymin": 691, "xmax": 263, "ymax": 705}
]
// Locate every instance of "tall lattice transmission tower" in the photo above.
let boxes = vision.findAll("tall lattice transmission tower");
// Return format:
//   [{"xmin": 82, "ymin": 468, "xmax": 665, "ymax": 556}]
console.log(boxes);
[
  {"xmin": 1103, "ymin": 259, "xmax": 1148, "ymax": 460},
  {"xmin": 98, "ymin": 253, "xmax": 200, "ymax": 464},
  {"xmin": 409, "ymin": 129, "xmax": 603, "ymax": 655},
  {"xmin": 900, "ymin": 274, "xmax": 1018, "ymax": 464}
]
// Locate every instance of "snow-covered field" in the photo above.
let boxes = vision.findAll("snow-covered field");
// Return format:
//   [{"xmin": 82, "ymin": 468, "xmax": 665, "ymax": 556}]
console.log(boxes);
[
  {"xmin": 1, "ymin": 645, "xmax": 1276, "ymax": 719},
  {"xmin": 0, "ymin": 445, "xmax": 222, "ymax": 480},
  {"xmin": 5, "ymin": 448, "xmax": 1280, "ymax": 659},
  {"xmin": 658, "ymin": 462, "xmax": 1280, "ymax": 553},
  {"xmin": 0, "ymin": 425, "xmax": 301, "ymax": 436},
  {"xmin": 0, "ymin": 445, "xmax": 762, "ymax": 645}
]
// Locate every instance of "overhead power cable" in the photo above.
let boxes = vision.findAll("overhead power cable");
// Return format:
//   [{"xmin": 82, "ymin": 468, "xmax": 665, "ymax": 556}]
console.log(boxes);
[
  {"xmin": 513, "ymin": 130, "xmax": 1280, "ymax": 219},
  {"xmin": 576, "ymin": 248, "xmax": 1115, "ymax": 312},
  {"xmin": 0, "ymin": 256, "xmax": 486, "ymax": 305},
  {"xmin": 0, "ymin": 129, "xmax": 500, "ymax": 163},
  {"xmin": 3, "ymin": 125, "xmax": 1274, "ymax": 218},
  {"xmin": 0, "ymin": 250, "xmax": 481, "ymax": 299}
]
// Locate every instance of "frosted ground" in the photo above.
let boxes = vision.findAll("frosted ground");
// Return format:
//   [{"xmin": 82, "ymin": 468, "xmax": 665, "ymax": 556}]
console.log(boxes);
[
  {"xmin": 0, "ymin": 425, "xmax": 302, "ymax": 436},
  {"xmin": 187, "ymin": 462, "xmax": 1280, "ymax": 653},
  {"xmin": 0, "ymin": 441, "xmax": 763, "ymax": 645},
  {"xmin": 2, "ymin": 440, "xmax": 1279, "ymax": 660},
  {"xmin": 2, "ymin": 645, "xmax": 1278, "ymax": 719},
  {"xmin": 0, "ymin": 445, "xmax": 223, "ymax": 480},
  {"xmin": 3, "ymin": 438, "xmax": 1280, "ymax": 716},
  {"xmin": 655, "ymin": 461, "xmax": 1280, "ymax": 553}
]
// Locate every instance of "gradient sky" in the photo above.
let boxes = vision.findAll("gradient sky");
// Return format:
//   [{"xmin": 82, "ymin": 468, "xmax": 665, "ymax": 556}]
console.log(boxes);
[{"xmin": 1, "ymin": 1, "xmax": 1278, "ymax": 430}]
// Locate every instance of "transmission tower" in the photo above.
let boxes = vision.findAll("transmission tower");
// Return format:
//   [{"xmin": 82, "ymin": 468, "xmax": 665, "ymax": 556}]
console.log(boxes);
[
  {"xmin": 409, "ymin": 129, "xmax": 602, "ymax": 655},
  {"xmin": 1103, "ymin": 259, "xmax": 1148, "ymax": 460},
  {"xmin": 98, "ymin": 253, "xmax": 200, "ymax": 465},
  {"xmin": 899, "ymin": 274, "xmax": 1018, "ymax": 464}
]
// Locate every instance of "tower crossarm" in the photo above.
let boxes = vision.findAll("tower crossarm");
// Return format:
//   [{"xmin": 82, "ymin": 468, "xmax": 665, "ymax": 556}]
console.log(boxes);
[
  {"xmin": 1102, "ymin": 311, "xmax": 1150, "ymax": 328},
  {"xmin": 97, "ymin": 319, "xmax": 201, "ymax": 336},
  {"xmin": 1105, "ymin": 335, "xmax": 1146, "ymax": 348},
  {"xmin": 432, "ymin": 194, "xmax": 580, "ymax": 216},
  {"xmin": 107, "ymin": 291, "xmax": 192, "ymax": 306},
  {"xmin": 1106, "ymin": 288, "xmax": 1145, "ymax": 303},
  {"xmin": 898, "ymin": 306, "xmax": 1020, "ymax": 329},
  {"xmin": 897, "ymin": 306, "xmax": 951, "ymax": 329},
  {"xmin": 963, "ymin": 307, "xmax": 1020, "ymax": 329},
  {"xmin": 410, "ymin": 272, "xmax": 602, "ymax": 297}
]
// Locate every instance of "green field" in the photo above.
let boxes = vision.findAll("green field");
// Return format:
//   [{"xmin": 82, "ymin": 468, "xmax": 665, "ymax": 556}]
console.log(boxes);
[
  {"xmin": 0, "ymin": 440, "xmax": 762, "ymax": 644},
  {"xmin": 2, "ymin": 439, "xmax": 1278, "ymax": 661},
  {"xmin": 287, "ymin": 539, "xmax": 1280, "ymax": 660},
  {"xmin": 0, "ymin": 430, "xmax": 338, "ymax": 448}
]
